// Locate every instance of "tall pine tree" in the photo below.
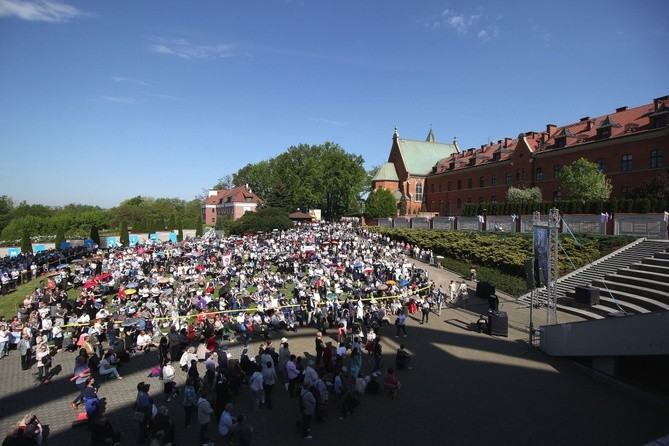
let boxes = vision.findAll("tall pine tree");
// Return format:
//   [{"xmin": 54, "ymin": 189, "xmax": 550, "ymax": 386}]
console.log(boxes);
[
  {"xmin": 55, "ymin": 226, "xmax": 66, "ymax": 249},
  {"xmin": 119, "ymin": 221, "xmax": 130, "ymax": 247},
  {"xmin": 196, "ymin": 214, "xmax": 203, "ymax": 237},
  {"xmin": 90, "ymin": 224, "xmax": 100, "ymax": 246},
  {"xmin": 21, "ymin": 229, "xmax": 33, "ymax": 254}
]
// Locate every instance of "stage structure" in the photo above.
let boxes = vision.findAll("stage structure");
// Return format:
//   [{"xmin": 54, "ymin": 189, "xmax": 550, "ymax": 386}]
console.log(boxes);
[{"xmin": 529, "ymin": 208, "xmax": 560, "ymax": 346}]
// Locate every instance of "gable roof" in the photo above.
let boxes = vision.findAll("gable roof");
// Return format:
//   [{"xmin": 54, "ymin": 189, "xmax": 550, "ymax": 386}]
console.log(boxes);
[
  {"xmin": 203, "ymin": 185, "xmax": 263, "ymax": 206},
  {"xmin": 372, "ymin": 162, "xmax": 399, "ymax": 182},
  {"xmin": 395, "ymin": 137, "xmax": 458, "ymax": 176}
]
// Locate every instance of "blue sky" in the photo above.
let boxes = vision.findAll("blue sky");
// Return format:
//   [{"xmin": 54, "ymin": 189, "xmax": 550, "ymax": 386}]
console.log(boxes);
[{"xmin": 1, "ymin": 0, "xmax": 667, "ymax": 208}]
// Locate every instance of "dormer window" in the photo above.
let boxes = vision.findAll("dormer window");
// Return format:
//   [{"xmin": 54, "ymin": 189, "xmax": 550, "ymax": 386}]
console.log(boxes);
[
  {"xmin": 554, "ymin": 128, "xmax": 573, "ymax": 148},
  {"xmin": 647, "ymin": 101, "xmax": 669, "ymax": 129},
  {"xmin": 492, "ymin": 152, "xmax": 501, "ymax": 161},
  {"xmin": 468, "ymin": 158, "xmax": 476, "ymax": 166},
  {"xmin": 597, "ymin": 116, "xmax": 621, "ymax": 139}
]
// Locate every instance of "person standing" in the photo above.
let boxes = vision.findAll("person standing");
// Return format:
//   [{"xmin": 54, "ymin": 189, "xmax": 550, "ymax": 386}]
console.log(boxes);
[
  {"xmin": 372, "ymin": 339, "xmax": 382, "ymax": 377},
  {"xmin": 218, "ymin": 402, "xmax": 235, "ymax": 442},
  {"xmin": 420, "ymin": 297, "xmax": 430, "ymax": 324},
  {"xmin": 459, "ymin": 281, "xmax": 469, "ymax": 309},
  {"xmin": 182, "ymin": 377, "xmax": 197, "ymax": 428},
  {"xmin": 449, "ymin": 280, "xmax": 457, "ymax": 305},
  {"xmin": 249, "ymin": 364, "xmax": 264, "ymax": 412},
  {"xmin": 395, "ymin": 311, "xmax": 407, "ymax": 338},
  {"xmin": 18, "ymin": 333, "xmax": 32, "ymax": 371},
  {"xmin": 196, "ymin": 389, "xmax": 214, "ymax": 445},
  {"xmin": 299, "ymin": 383, "xmax": 316, "ymax": 440},
  {"xmin": 162, "ymin": 358, "xmax": 176, "ymax": 402},
  {"xmin": 261, "ymin": 360, "xmax": 277, "ymax": 409}
]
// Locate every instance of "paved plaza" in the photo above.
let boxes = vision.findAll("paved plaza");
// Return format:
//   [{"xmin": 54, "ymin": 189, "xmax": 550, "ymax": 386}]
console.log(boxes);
[{"xmin": 0, "ymin": 261, "xmax": 667, "ymax": 445}]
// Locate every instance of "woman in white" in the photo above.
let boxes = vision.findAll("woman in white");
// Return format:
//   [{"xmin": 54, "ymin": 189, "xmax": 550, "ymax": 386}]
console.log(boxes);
[{"xmin": 136, "ymin": 330, "xmax": 157, "ymax": 352}]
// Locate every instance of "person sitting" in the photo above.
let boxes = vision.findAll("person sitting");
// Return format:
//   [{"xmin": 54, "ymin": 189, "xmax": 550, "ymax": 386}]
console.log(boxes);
[
  {"xmin": 395, "ymin": 344, "xmax": 412, "ymax": 370},
  {"xmin": 383, "ymin": 368, "xmax": 401, "ymax": 399}
]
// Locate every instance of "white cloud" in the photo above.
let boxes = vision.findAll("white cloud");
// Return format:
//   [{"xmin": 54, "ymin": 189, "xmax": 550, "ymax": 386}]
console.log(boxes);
[
  {"xmin": 309, "ymin": 118, "xmax": 347, "ymax": 126},
  {"xmin": 111, "ymin": 76, "xmax": 150, "ymax": 87},
  {"xmin": 150, "ymin": 38, "xmax": 234, "ymax": 60},
  {"xmin": 441, "ymin": 9, "xmax": 479, "ymax": 35},
  {"xmin": 0, "ymin": 0, "xmax": 86, "ymax": 23},
  {"xmin": 102, "ymin": 96, "xmax": 141, "ymax": 104}
]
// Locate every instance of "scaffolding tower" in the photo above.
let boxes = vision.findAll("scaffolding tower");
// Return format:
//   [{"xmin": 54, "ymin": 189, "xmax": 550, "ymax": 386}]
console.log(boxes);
[{"xmin": 529, "ymin": 208, "xmax": 560, "ymax": 346}]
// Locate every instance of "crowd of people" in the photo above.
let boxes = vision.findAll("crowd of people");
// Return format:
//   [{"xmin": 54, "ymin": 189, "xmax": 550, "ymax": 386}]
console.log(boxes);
[{"xmin": 0, "ymin": 221, "xmax": 476, "ymax": 444}]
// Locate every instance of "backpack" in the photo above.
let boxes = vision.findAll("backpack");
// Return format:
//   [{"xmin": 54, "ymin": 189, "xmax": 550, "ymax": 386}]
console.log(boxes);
[{"xmin": 41, "ymin": 354, "xmax": 52, "ymax": 367}]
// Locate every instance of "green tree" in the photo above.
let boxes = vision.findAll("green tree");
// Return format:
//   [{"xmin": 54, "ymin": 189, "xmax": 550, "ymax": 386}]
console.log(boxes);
[
  {"xmin": 365, "ymin": 188, "xmax": 397, "ymax": 218},
  {"xmin": 20, "ymin": 229, "xmax": 32, "ymax": 254},
  {"xmin": 90, "ymin": 224, "xmax": 100, "ymax": 245},
  {"xmin": 0, "ymin": 195, "xmax": 14, "ymax": 234},
  {"xmin": 55, "ymin": 226, "xmax": 66, "ymax": 249},
  {"xmin": 562, "ymin": 158, "xmax": 612, "ymax": 202},
  {"xmin": 227, "ymin": 207, "xmax": 293, "ymax": 235},
  {"xmin": 506, "ymin": 187, "xmax": 543, "ymax": 203},
  {"xmin": 196, "ymin": 214, "xmax": 203, "ymax": 237},
  {"xmin": 168, "ymin": 214, "xmax": 177, "ymax": 231},
  {"xmin": 177, "ymin": 220, "xmax": 184, "ymax": 242},
  {"xmin": 630, "ymin": 174, "xmax": 669, "ymax": 208},
  {"xmin": 119, "ymin": 221, "xmax": 129, "ymax": 247},
  {"xmin": 212, "ymin": 174, "xmax": 233, "ymax": 190},
  {"xmin": 233, "ymin": 161, "xmax": 275, "ymax": 199}
]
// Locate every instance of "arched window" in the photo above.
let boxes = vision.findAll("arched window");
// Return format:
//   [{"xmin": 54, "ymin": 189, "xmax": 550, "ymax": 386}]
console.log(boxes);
[{"xmin": 415, "ymin": 182, "xmax": 423, "ymax": 202}]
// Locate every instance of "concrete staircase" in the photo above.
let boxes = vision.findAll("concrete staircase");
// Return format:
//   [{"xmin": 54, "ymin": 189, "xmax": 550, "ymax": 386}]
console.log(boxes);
[{"xmin": 519, "ymin": 238, "xmax": 669, "ymax": 320}]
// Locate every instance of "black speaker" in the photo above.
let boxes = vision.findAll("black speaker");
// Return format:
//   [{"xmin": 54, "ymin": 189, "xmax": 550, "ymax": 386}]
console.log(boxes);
[
  {"xmin": 488, "ymin": 311, "xmax": 508, "ymax": 337},
  {"xmin": 476, "ymin": 281, "xmax": 495, "ymax": 299},
  {"xmin": 575, "ymin": 286, "xmax": 599, "ymax": 306},
  {"xmin": 488, "ymin": 294, "xmax": 499, "ymax": 313}
]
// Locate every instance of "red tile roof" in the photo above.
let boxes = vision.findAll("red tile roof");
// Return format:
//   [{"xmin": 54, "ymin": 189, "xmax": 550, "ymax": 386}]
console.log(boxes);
[
  {"xmin": 432, "ymin": 96, "xmax": 667, "ymax": 173},
  {"xmin": 202, "ymin": 185, "xmax": 263, "ymax": 205}
]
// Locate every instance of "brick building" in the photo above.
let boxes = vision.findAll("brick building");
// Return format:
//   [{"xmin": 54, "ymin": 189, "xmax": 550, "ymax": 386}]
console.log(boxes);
[
  {"xmin": 371, "ymin": 128, "xmax": 459, "ymax": 214},
  {"xmin": 201, "ymin": 185, "xmax": 263, "ymax": 225},
  {"xmin": 424, "ymin": 95, "xmax": 669, "ymax": 215}
]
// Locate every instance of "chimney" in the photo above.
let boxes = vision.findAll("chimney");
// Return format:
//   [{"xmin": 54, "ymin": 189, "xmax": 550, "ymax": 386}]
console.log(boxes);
[
  {"xmin": 453, "ymin": 136, "xmax": 460, "ymax": 152},
  {"xmin": 654, "ymin": 96, "xmax": 668, "ymax": 111},
  {"xmin": 504, "ymin": 137, "xmax": 512, "ymax": 148},
  {"xmin": 489, "ymin": 141, "xmax": 494, "ymax": 147},
  {"xmin": 616, "ymin": 106, "xmax": 628, "ymax": 113},
  {"xmin": 580, "ymin": 116, "xmax": 590, "ymax": 122},
  {"xmin": 546, "ymin": 124, "xmax": 557, "ymax": 137},
  {"xmin": 480, "ymin": 144, "xmax": 486, "ymax": 150},
  {"xmin": 587, "ymin": 120, "xmax": 595, "ymax": 131}
]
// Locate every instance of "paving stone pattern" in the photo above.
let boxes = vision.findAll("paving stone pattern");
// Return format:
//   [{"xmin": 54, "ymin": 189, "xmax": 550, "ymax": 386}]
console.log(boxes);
[{"xmin": 0, "ymin": 262, "xmax": 667, "ymax": 445}]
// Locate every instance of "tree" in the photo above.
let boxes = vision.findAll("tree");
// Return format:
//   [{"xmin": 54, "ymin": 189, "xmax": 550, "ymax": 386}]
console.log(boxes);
[
  {"xmin": 90, "ymin": 224, "xmax": 100, "ymax": 246},
  {"xmin": 506, "ymin": 187, "xmax": 542, "ymax": 203},
  {"xmin": 21, "ymin": 229, "xmax": 32, "ymax": 254},
  {"xmin": 119, "ymin": 221, "xmax": 129, "ymax": 247},
  {"xmin": 630, "ymin": 174, "xmax": 669, "ymax": 208},
  {"xmin": 562, "ymin": 158, "xmax": 612, "ymax": 202},
  {"xmin": 177, "ymin": 220, "xmax": 184, "ymax": 242},
  {"xmin": 55, "ymin": 226, "xmax": 66, "ymax": 249},
  {"xmin": 168, "ymin": 214, "xmax": 177, "ymax": 231},
  {"xmin": 212, "ymin": 174, "xmax": 233, "ymax": 190},
  {"xmin": 196, "ymin": 214, "xmax": 203, "ymax": 236},
  {"xmin": 365, "ymin": 188, "xmax": 397, "ymax": 218},
  {"xmin": 227, "ymin": 207, "xmax": 293, "ymax": 235}
]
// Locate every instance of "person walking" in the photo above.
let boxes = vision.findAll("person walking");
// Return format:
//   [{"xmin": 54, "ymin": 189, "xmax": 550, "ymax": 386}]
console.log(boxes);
[{"xmin": 449, "ymin": 280, "xmax": 457, "ymax": 305}]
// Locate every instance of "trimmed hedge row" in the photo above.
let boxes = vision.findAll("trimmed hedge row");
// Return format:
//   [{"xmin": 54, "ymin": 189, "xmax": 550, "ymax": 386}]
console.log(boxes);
[
  {"xmin": 370, "ymin": 228, "xmax": 637, "ymax": 293},
  {"xmin": 462, "ymin": 197, "xmax": 665, "ymax": 217}
]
